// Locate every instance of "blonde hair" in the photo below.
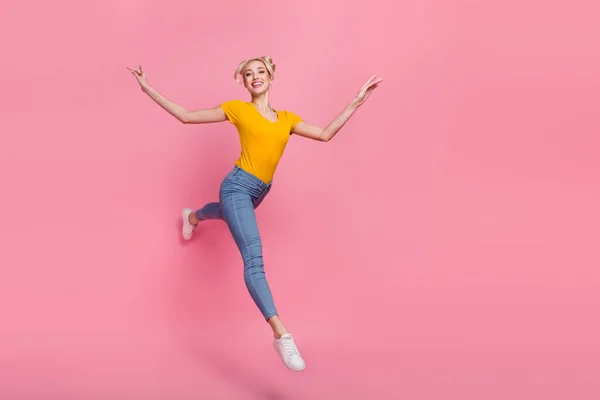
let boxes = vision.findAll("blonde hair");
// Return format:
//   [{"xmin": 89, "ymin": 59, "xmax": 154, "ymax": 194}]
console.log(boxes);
[{"xmin": 234, "ymin": 56, "xmax": 276, "ymax": 83}]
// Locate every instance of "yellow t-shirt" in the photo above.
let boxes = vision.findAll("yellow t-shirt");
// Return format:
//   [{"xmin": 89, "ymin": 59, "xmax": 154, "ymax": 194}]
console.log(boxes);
[{"xmin": 220, "ymin": 100, "xmax": 302, "ymax": 184}]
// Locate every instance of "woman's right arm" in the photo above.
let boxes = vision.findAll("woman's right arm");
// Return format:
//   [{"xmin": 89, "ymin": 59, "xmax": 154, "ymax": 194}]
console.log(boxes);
[
  {"xmin": 129, "ymin": 65, "xmax": 227, "ymax": 124},
  {"xmin": 143, "ymin": 86, "xmax": 227, "ymax": 124}
]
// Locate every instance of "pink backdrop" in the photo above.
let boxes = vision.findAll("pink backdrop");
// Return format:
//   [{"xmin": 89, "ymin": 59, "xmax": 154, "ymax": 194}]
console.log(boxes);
[{"xmin": 1, "ymin": 0, "xmax": 599, "ymax": 398}]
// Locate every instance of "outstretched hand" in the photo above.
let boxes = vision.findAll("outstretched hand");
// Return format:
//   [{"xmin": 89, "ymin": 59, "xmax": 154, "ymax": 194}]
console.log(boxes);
[
  {"xmin": 127, "ymin": 65, "xmax": 149, "ymax": 91},
  {"xmin": 354, "ymin": 74, "xmax": 383, "ymax": 106}
]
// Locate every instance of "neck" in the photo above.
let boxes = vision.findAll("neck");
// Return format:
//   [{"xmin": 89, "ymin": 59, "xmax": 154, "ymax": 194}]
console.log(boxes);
[{"xmin": 251, "ymin": 92, "xmax": 272, "ymax": 112}]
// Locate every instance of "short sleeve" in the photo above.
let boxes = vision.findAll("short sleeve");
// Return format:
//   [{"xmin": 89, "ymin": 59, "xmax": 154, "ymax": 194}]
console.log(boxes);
[
  {"xmin": 220, "ymin": 100, "xmax": 244, "ymax": 124},
  {"xmin": 285, "ymin": 111, "xmax": 303, "ymax": 132}
]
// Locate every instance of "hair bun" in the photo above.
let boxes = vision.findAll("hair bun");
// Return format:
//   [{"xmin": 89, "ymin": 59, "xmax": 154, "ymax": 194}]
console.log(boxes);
[{"xmin": 262, "ymin": 56, "xmax": 276, "ymax": 72}]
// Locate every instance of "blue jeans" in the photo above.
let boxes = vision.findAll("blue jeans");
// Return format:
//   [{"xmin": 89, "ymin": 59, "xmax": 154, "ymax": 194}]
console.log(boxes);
[{"xmin": 195, "ymin": 166, "xmax": 277, "ymax": 321}]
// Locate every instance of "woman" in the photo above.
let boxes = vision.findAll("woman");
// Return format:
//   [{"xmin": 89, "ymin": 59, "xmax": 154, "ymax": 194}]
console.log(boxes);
[{"xmin": 128, "ymin": 56, "xmax": 382, "ymax": 371}]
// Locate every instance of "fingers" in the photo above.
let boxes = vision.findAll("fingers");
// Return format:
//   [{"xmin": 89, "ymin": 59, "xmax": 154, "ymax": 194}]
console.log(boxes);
[
  {"xmin": 360, "ymin": 76, "xmax": 375, "ymax": 90},
  {"xmin": 126, "ymin": 65, "xmax": 144, "ymax": 76},
  {"xmin": 361, "ymin": 74, "xmax": 383, "ymax": 90},
  {"xmin": 369, "ymin": 75, "xmax": 383, "ymax": 86},
  {"xmin": 366, "ymin": 74, "xmax": 380, "ymax": 84},
  {"xmin": 366, "ymin": 83, "xmax": 380, "ymax": 94}
]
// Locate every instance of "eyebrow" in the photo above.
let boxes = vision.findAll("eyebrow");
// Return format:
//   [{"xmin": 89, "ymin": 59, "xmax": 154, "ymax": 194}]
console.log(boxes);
[{"xmin": 244, "ymin": 67, "xmax": 265, "ymax": 73}]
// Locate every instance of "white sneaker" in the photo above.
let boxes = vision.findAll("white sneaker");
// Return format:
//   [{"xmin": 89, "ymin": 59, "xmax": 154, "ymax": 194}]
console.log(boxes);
[
  {"xmin": 273, "ymin": 333, "xmax": 305, "ymax": 371},
  {"xmin": 181, "ymin": 208, "xmax": 196, "ymax": 240}
]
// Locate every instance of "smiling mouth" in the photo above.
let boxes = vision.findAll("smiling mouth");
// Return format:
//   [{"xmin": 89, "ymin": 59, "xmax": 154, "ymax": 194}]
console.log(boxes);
[{"xmin": 252, "ymin": 81, "xmax": 263, "ymax": 88}]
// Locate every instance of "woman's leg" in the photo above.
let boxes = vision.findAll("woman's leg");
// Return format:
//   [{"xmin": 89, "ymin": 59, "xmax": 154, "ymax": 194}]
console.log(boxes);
[
  {"xmin": 183, "ymin": 193, "xmax": 282, "ymax": 328},
  {"xmin": 219, "ymin": 179, "xmax": 306, "ymax": 371},
  {"xmin": 192, "ymin": 202, "xmax": 223, "ymax": 224},
  {"xmin": 187, "ymin": 192, "xmax": 289, "ymax": 338},
  {"xmin": 219, "ymin": 189, "xmax": 281, "ymax": 325}
]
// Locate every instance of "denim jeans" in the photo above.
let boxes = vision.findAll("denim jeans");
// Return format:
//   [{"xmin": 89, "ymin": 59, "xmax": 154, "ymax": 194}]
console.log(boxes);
[{"xmin": 195, "ymin": 166, "xmax": 277, "ymax": 321}]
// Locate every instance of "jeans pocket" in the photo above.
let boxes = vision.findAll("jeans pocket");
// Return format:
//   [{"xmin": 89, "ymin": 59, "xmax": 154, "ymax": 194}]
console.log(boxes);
[{"xmin": 253, "ymin": 185, "xmax": 271, "ymax": 208}]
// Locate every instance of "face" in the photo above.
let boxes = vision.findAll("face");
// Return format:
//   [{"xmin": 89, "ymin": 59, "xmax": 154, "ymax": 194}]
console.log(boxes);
[{"xmin": 242, "ymin": 60, "xmax": 272, "ymax": 95}]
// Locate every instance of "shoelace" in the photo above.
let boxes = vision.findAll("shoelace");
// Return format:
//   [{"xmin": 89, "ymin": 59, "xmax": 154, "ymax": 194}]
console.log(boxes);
[{"xmin": 281, "ymin": 337, "xmax": 299, "ymax": 357}]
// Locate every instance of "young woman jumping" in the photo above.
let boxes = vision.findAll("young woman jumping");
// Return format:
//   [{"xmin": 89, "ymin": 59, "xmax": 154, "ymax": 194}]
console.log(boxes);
[{"xmin": 128, "ymin": 56, "xmax": 382, "ymax": 371}]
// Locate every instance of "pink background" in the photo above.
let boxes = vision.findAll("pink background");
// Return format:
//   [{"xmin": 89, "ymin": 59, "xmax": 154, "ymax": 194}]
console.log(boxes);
[{"xmin": 1, "ymin": 0, "xmax": 599, "ymax": 398}]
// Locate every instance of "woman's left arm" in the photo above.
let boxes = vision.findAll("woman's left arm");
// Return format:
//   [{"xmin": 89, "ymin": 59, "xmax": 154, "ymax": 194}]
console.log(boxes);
[{"xmin": 292, "ymin": 74, "xmax": 383, "ymax": 142}]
